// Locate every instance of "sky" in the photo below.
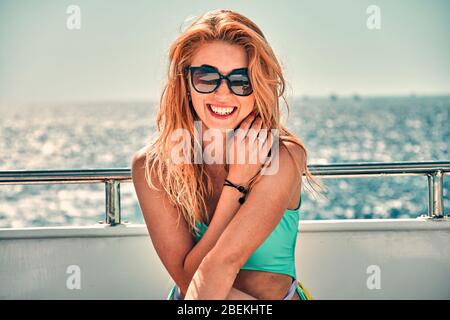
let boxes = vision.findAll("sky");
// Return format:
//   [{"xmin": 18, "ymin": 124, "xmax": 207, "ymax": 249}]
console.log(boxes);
[{"xmin": 0, "ymin": 0, "xmax": 449, "ymax": 105}]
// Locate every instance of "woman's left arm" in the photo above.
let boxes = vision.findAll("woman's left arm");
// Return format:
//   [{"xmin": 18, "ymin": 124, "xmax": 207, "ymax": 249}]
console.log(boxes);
[{"xmin": 185, "ymin": 143, "xmax": 306, "ymax": 300}]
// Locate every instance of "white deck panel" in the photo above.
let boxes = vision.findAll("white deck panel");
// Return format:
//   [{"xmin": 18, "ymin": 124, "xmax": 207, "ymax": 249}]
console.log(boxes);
[{"xmin": 1, "ymin": 218, "xmax": 449, "ymax": 299}]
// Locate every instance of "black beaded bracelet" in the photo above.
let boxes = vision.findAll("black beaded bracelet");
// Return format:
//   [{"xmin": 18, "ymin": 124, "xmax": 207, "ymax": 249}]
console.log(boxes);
[{"xmin": 223, "ymin": 179, "xmax": 248, "ymax": 204}]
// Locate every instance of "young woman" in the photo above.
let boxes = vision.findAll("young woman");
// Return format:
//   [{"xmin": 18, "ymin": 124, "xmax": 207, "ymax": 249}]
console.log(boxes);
[{"xmin": 131, "ymin": 9, "xmax": 321, "ymax": 300}]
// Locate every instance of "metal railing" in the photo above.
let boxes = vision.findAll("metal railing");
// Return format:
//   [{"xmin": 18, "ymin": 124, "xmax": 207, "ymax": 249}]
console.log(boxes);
[
  {"xmin": 0, "ymin": 161, "xmax": 448, "ymax": 225},
  {"xmin": 0, "ymin": 169, "xmax": 130, "ymax": 226}
]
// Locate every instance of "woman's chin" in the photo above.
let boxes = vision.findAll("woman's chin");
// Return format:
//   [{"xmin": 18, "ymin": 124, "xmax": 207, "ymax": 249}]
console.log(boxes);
[{"xmin": 202, "ymin": 121, "xmax": 237, "ymax": 133}]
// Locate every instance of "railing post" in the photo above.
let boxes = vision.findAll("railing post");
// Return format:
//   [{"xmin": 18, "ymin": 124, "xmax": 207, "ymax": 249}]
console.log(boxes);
[
  {"xmin": 427, "ymin": 170, "xmax": 444, "ymax": 219},
  {"xmin": 427, "ymin": 174, "xmax": 433, "ymax": 217},
  {"xmin": 105, "ymin": 179, "xmax": 121, "ymax": 226}
]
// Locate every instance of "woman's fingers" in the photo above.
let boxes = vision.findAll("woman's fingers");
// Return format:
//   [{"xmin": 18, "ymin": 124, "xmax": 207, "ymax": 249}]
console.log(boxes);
[
  {"xmin": 261, "ymin": 128, "xmax": 274, "ymax": 158},
  {"xmin": 237, "ymin": 112, "xmax": 256, "ymax": 132},
  {"xmin": 231, "ymin": 112, "xmax": 274, "ymax": 161},
  {"xmin": 247, "ymin": 117, "xmax": 263, "ymax": 142},
  {"xmin": 257, "ymin": 125, "xmax": 268, "ymax": 145},
  {"xmin": 226, "ymin": 112, "xmax": 277, "ymax": 182}
]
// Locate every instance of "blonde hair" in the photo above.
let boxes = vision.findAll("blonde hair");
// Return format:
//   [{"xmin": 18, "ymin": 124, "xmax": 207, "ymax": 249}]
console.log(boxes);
[{"xmin": 144, "ymin": 9, "xmax": 325, "ymax": 237}]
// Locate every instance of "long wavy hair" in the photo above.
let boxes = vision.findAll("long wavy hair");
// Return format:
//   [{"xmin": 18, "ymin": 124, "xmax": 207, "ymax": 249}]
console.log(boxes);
[{"xmin": 143, "ymin": 9, "xmax": 325, "ymax": 237}]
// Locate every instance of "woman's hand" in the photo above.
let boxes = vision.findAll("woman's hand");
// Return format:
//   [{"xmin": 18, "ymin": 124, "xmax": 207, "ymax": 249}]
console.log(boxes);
[{"xmin": 226, "ymin": 111, "xmax": 274, "ymax": 186}]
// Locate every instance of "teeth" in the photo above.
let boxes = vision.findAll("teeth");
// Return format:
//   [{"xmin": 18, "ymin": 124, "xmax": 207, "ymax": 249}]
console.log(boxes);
[{"xmin": 209, "ymin": 104, "xmax": 235, "ymax": 115}]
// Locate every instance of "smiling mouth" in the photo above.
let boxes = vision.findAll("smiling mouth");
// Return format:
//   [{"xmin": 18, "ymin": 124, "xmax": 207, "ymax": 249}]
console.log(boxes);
[{"xmin": 207, "ymin": 104, "xmax": 237, "ymax": 117}]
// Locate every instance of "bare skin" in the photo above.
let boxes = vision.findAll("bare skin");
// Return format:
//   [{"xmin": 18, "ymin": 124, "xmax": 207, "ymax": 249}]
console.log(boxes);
[
  {"xmin": 132, "ymin": 144, "xmax": 303, "ymax": 300},
  {"xmin": 203, "ymin": 165, "xmax": 302, "ymax": 300},
  {"xmin": 132, "ymin": 40, "xmax": 305, "ymax": 300}
]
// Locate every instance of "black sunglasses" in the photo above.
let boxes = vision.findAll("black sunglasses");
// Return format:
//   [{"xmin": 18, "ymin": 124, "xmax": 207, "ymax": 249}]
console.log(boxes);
[{"xmin": 187, "ymin": 64, "xmax": 253, "ymax": 96}]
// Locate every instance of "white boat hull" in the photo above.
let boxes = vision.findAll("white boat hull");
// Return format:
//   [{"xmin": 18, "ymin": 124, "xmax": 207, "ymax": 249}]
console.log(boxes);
[{"xmin": 1, "ymin": 218, "xmax": 449, "ymax": 299}]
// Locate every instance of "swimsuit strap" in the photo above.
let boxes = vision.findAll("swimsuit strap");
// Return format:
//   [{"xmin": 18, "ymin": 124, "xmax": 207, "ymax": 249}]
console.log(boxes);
[
  {"xmin": 283, "ymin": 278, "xmax": 298, "ymax": 300},
  {"xmin": 173, "ymin": 286, "xmax": 182, "ymax": 300},
  {"xmin": 170, "ymin": 280, "xmax": 306, "ymax": 300}
]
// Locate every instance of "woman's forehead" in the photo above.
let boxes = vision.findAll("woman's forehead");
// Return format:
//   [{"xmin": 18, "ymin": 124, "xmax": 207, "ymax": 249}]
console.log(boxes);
[{"xmin": 190, "ymin": 41, "xmax": 248, "ymax": 74}]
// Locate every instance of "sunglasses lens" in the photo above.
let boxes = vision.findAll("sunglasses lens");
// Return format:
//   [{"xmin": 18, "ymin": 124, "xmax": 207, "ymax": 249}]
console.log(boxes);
[
  {"xmin": 229, "ymin": 73, "xmax": 252, "ymax": 96},
  {"xmin": 190, "ymin": 67, "xmax": 253, "ymax": 96},
  {"xmin": 192, "ymin": 68, "xmax": 220, "ymax": 93}
]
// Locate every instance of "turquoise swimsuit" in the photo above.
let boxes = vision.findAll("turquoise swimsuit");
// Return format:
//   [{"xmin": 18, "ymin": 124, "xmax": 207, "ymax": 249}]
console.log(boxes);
[
  {"xmin": 195, "ymin": 197, "xmax": 302, "ymax": 280},
  {"xmin": 167, "ymin": 195, "xmax": 313, "ymax": 300}
]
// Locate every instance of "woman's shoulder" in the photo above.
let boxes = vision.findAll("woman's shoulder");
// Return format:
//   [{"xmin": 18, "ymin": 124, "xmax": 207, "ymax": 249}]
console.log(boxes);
[
  {"xmin": 130, "ymin": 146, "xmax": 160, "ymax": 188},
  {"xmin": 279, "ymin": 140, "xmax": 306, "ymax": 166},
  {"xmin": 131, "ymin": 147, "xmax": 147, "ymax": 174},
  {"xmin": 131, "ymin": 144, "xmax": 157, "ymax": 169}
]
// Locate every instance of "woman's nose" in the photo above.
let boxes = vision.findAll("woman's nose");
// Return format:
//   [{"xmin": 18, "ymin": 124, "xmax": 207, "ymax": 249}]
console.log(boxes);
[{"xmin": 215, "ymin": 79, "xmax": 232, "ymax": 96}]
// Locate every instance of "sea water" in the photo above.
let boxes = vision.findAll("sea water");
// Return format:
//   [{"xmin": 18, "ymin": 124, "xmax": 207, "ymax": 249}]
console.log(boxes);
[{"xmin": 0, "ymin": 96, "xmax": 449, "ymax": 228}]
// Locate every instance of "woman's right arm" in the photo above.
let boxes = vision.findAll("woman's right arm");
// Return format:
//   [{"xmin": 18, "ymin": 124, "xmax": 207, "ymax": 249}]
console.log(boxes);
[
  {"xmin": 182, "ymin": 184, "xmax": 243, "ymax": 278},
  {"xmin": 183, "ymin": 112, "xmax": 268, "ymax": 283},
  {"xmin": 131, "ymin": 149, "xmax": 256, "ymax": 300}
]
